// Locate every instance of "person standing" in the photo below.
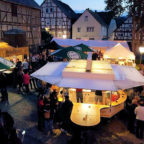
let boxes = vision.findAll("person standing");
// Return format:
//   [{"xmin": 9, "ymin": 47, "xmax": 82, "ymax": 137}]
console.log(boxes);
[
  {"xmin": 22, "ymin": 59, "xmax": 29, "ymax": 72},
  {"xmin": 43, "ymin": 95, "xmax": 53, "ymax": 135},
  {"xmin": 17, "ymin": 68, "xmax": 24, "ymax": 93},
  {"xmin": 76, "ymin": 88, "xmax": 83, "ymax": 103},
  {"xmin": 135, "ymin": 99, "xmax": 144, "ymax": 139},
  {"xmin": 127, "ymin": 99, "xmax": 137, "ymax": 133},
  {"xmin": 37, "ymin": 96, "xmax": 44, "ymax": 131},
  {"xmin": 23, "ymin": 70, "xmax": 30, "ymax": 93},
  {"xmin": 61, "ymin": 95, "xmax": 73, "ymax": 133}
]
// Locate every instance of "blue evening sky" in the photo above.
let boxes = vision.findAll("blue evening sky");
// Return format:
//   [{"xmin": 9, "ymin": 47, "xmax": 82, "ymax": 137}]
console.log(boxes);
[{"xmin": 36, "ymin": 0, "xmax": 106, "ymax": 11}]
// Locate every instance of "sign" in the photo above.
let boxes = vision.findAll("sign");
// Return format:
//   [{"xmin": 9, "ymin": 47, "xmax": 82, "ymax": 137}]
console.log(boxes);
[{"xmin": 67, "ymin": 51, "xmax": 81, "ymax": 59}]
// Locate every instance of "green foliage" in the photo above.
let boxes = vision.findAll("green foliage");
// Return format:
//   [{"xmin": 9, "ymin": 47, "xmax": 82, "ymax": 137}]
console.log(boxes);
[
  {"xmin": 105, "ymin": 0, "xmax": 133, "ymax": 17},
  {"xmin": 41, "ymin": 29, "xmax": 53, "ymax": 46}
]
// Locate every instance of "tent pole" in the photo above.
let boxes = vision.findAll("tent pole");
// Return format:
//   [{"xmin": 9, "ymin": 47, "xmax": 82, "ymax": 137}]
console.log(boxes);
[{"xmin": 110, "ymin": 91, "xmax": 112, "ymax": 112}]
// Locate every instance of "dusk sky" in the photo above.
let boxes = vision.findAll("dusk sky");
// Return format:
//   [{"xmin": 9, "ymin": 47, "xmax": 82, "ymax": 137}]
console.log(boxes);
[{"xmin": 35, "ymin": 0, "xmax": 106, "ymax": 11}]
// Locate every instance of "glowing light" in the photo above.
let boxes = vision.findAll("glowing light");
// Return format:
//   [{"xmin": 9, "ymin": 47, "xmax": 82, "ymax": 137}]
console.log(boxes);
[
  {"xmin": 139, "ymin": 47, "xmax": 144, "ymax": 53},
  {"xmin": 62, "ymin": 34, "xmax": 67, "ymax": 39},
  {"xmin": 45, "ymin": 27, "xmax": 50, "ymax": 32},
  {"xmin": 83, "ymin": 89, "xmax": 91, "ymax": 92}
]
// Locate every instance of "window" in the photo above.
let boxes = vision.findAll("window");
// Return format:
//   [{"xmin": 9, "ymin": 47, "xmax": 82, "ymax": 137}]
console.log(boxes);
[
  {"xmin": 77, "ymin": 27, "xmax": 81, "ymax": 32},
  {"xmin": 11, "ymin": 4, "xmax": 17, "ymax": 17},
  {"xmin": 84, "ymin": 16, "xmax": 88, "ymax": 21},
  {"xmin": 46, "ymin": 7, "xmax": 54, "ymax": 13},
  {"xmin": 50, "ymin": 8, "xmax": 54, "ymax": 13},
  {"xmin": 87, "ymin": 27, "xmax": 94, "ymax": 32},
  {"xmin": 51, "ymin": 19, "xmax": 55, "ymax": 25},
  {"xmin": 46, "ymin": 19, "xmax": 50, "ymax": 25},
  {"xmin": 46, "ymin": 8, "xmax": 49, "ymax": 13},
  {"xmin": 58, "ymin": 19, "xmax": 62, "ymax": 26}
]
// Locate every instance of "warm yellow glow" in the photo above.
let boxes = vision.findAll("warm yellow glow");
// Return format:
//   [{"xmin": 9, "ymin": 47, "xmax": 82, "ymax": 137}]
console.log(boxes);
[
  {"xmin": 64, "ymin": 60, "xmax": 87, "ymax": 73},
  {"xmin": 82, "ymin": 103, "xmax": 92, "ymax": 110},
  {"xmin": 0, "ymin": 42, "xmax": 14, "ymax": 49},
  {"xmin": 62, "ymin": 35, "xmax": 67, "ymax": 39},
  {"xmin": 83, "ymin": 89, "xmax": 91, "ymax": 92},
  {"xmin": 139, "ymin": 47, "xmax": 144, "ymax": 53},
  {"xmin": 45, "ymin": 27, "xmax": 50, "ymax": 32},
  {"xmin": 104, "ymin": 55, "xmax": 110, "ymax": 59},
  {"xmin": 69, "ymin": 88, "xmax": 76, "ymax": 91},
  {"xmin": 91, "ymin": 61, "xmax": 113, "ymax": 74}
]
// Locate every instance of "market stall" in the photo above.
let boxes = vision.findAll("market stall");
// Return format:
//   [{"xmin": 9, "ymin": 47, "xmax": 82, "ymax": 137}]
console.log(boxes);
[
  {"xmin": 103, "ymin": 43, "xmax": 135, "ymax": 66},
  {"xmin": 31, "ymin": 60, "xmax": 144, "ymax": 126},
  {"xmin": 0, "ymin": 41, "xmax": 29, "ymax": 62}
]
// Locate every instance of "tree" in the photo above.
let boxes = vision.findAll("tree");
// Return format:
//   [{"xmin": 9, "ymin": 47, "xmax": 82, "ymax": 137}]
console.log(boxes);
[
  {"xmin": 41, "ymin": 29, "xmax": 53, "ymax": 47},
  {"xmin": 105, "ymin": 0, "xmax": 126, "ymax": 16},
  {"xmin": 105, "ymin": 0, "xmax": 144, "ymax": 53}
]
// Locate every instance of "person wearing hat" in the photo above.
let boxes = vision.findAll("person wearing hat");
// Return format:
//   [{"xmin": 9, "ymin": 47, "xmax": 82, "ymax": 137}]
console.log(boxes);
[{"xmin": 135, "ymin": 99, "xmax": 144, "ymax": 139}]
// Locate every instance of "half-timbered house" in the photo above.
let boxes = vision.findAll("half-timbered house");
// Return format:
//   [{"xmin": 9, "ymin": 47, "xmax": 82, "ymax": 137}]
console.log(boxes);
[
  {"xmin": 41, "ymin": 0, "xmax": 78, "ymax": 39},
  {"xmin": 0, "ymin": 0, "xmax": 41, "ymax": 48},
  {"xmin": 110, "ymin": 16, "xmax": 132, "ymax": 49}
]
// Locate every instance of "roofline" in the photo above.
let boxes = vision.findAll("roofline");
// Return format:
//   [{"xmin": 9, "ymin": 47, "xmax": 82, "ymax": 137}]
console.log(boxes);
[
  {"xmin": 41, "ymin": 0, "xmax": 46, "ymax": 6},
  {"xmin": 2, "ymin": 0, "xmax": 41, "ymax": 10},
  {"xmin": 72, "ymin": 9, "xmax": 88, "ymax": 26},
  {"xmin": 113, "ymin": 15, "xmax": 131, "ymax": 33},
  {"xmin": 72, "ymin": 9, "xmax": 107, "ymax": 27}
]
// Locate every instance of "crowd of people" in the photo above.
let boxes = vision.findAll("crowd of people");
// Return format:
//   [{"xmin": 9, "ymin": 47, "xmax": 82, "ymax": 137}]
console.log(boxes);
[
  {"xmin": 37, "ymin": 87, "xmax": 73, "ymax": 136},
  {"xmin": 0, "ymin": 109, "xmax": 22, "ymax": 144},
  {"xmin": 126, "ymin": 88, "xmax": 144, "ymax": 139},
  {"xmin": 1, "ymin": 50, "xmax": 144, "ymax": 141}
]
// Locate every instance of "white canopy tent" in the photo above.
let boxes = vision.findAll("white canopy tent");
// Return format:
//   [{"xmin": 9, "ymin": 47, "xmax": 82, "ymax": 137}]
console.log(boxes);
[
  {"xmin": 31, "ymin": 60, "xmax": 144, "ymax": 91},
  {"xmin": 51, "ymin": 38, "xmax": 130, "ymax": 51},
  {"xmin": 103, "ymin": 43, "xmax": 135, "ymax": 60}
]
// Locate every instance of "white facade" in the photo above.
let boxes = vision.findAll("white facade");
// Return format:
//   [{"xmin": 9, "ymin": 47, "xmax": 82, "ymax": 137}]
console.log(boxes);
[
  {"xmin": 72, "ymin": 10, "xmax": 107, "ymax": 40},
  {"xmin": 41, "ymin": 0, "xmax": 72, "ymax": 38},
  {"xmin": 108, "ymin": 19, "xmax": 117, "ymax": 40}
]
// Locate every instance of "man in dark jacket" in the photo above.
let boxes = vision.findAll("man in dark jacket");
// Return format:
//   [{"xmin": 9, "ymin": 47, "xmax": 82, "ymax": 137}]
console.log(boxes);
[{"xmin": 61, "ymin": 95, "xmax": 73, "ymax": 132}]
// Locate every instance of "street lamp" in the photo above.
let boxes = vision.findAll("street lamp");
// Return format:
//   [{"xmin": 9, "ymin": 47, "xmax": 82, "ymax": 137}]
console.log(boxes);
[{"xmin": 139, "ymin": 46, "xmax": 144, "ymax": 64}]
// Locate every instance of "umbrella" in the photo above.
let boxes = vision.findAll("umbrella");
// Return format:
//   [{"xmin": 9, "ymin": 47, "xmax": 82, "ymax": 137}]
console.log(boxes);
[
  {"xmin": 0, "ymin": 57, "xmax": 15, "ymax": 70},
  {"xmin": 48, "ymin": 41, "xmax": 65, "ymax": 50},
  {"xmin": 73, "ymin": 43, "xmax": 94, "ymax": 52},
  {"xmin": 51, "ymin": 47, "xmax": 88, "ymax": 60}
]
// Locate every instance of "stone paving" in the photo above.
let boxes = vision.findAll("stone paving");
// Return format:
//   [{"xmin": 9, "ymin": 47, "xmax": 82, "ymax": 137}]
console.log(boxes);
[{"xmin": 0, "ymin": 87, "xmax": 144, "ymax": 144}]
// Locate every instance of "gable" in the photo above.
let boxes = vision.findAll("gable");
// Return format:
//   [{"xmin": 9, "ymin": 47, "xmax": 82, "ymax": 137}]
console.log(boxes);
[
  {"xmin": 73, "ymin": 10, "xmax": 106, "ymax": 27},
  {"xmin": 114, "ymin": 17, "xmax": 132, "ymax": 33}
]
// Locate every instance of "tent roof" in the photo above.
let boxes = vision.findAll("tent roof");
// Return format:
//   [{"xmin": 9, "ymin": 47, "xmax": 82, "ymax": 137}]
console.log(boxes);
[
  {"xmin": 52, "ymin": 38, "xmax": 129, "ymax": 50},
  {"xmin": 73, "ymin": 44, "xmax": 94, "ymax": 52},
  {"xmin": 31, "ymin": 60, "xmax": 144, "ymax": 91},
  {"xmin": 104, "ymin": 43, "xmax": 135, "ymax": 60},
  {"xmin": 0, "ymin": 42, "xmax": 14, "ymax": 49}
]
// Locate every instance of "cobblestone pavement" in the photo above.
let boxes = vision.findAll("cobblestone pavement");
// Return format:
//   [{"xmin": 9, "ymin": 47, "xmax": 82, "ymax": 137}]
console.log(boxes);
[{"xmin": 0, "ymin": 88, "xmax": 144, "ymax": 144}]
